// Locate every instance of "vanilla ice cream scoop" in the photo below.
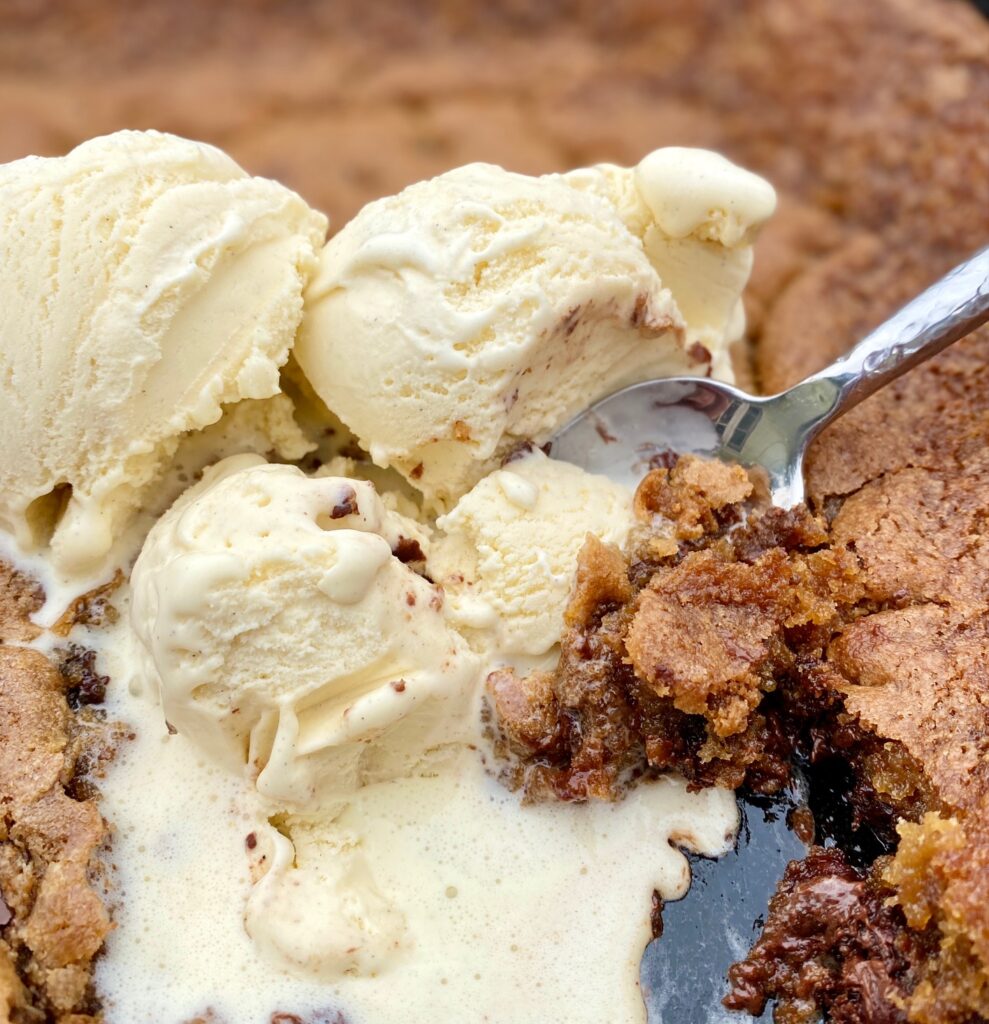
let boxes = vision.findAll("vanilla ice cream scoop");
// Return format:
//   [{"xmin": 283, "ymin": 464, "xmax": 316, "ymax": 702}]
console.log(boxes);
[
  {"xmin": 0, "ymin": 130, "xmax": 327, "ymax": 573},
  {"xmin": 566, "ymin": 147, "xmax": 776, "ymax": 362},
  {"xmin": 129, "ymin": 454, "xmax": 478, "ymax": 809},
  {"xmin": 431, "ymin": 449, "xmax": 632, "ymax": 657},
  {"xmin": 296, "ymin": 150, "xmax": 774, "ymax": 510}
]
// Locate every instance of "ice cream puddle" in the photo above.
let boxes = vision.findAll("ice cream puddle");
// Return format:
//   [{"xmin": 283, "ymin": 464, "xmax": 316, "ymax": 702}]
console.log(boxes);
[
  {"xmin": 0, "ymin": 130, "xmax": 776, "ymax": 1024},
  {"xmin": 95, "ymin": 665, "xmax": 736, "ymax": 1024}
]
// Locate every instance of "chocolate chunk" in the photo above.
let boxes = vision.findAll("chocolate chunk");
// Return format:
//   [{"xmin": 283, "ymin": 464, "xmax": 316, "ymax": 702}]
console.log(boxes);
[
  {"xmin": 646, "ymin": 448, "xmax": 679, "ymax": 472},
  {"xmin": 561, "ymin": 304, "xmax": 582, "ymax": 337},
  {"xmin": 650, "ymin": 890, "xmax": 664, "ymax": 939},
  {"xmin": 329, "ymin": 486, "xmax": 359, "ymax": 519},
  {"xmin": 58, "ymin": 644, "xmax": 109, "ymax": 707},
  {"xmin": 52, "ymin": 570, "xmax": 123, "ymax": 637},
  {"xmin": 392, "ymin": 536, "xmax": 425, "ymax": 564},
  {"xmin": 688, "ymin": 341, "xmax": 712, "ymax": 364},
  {"xmin": 502, "ymin": 439, "xmax": 538, "ymax": 465},
  {"xmin": 724, "ymin": 847, "xmax": 914, "ymax": 1022}
]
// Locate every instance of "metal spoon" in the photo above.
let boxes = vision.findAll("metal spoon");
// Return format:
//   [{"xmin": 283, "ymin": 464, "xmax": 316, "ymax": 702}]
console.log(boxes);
[
  {"xmin": 549, "ymin": 243, "xmax": 989, "ymax": 1022},
  {"xmin": 552, "ymin": 244, "xmax": 989, "ymax": 506}
]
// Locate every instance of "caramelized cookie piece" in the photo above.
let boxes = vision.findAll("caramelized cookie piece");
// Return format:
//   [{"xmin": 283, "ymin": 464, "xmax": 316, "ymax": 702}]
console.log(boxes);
[
  {"xmin": 0, "ymin": 945, "xmax": 27, "ymax": 1020},
  {"xmin": 51, "ymin": 571, "xmax": 123, "ymax": 638},
  {"xmin": 885, "ymin": 810, "xmax": 989, "ymax": 1023},
  {"xmin": 725, "ymin": 846, "xmax": 919, "ymax": 1023},
  {"xmin": 563, "ymin": 534, "xmax": 631, "ymax": 631},
  {"xmin": 627, "ymin": 543, "xmax": 855, "ymax": 739},
  {"xmin": 0, "ymin": 647, "xmax": 111, "ymax": 1021},
  {"xmin": 633, "ymin": 456, "xmax": 753, "ymax": 543},
  {"xmin": 488, "ymin": 466, "xmax": 860, "ymax": 800},
  {"xmin": 485, "ymin": 534, "xmax": 638, "ymax": 800},
  {"xmin": 628, "ymin": 550, "xmax": 785, "ymax": 738},
  {"xmin": 487, "ymin": 535, "xmax": 644, "ymax": 802},
  {"xmin": 486, "ymin": 668, "xmax": 563, "ymax": 761}
]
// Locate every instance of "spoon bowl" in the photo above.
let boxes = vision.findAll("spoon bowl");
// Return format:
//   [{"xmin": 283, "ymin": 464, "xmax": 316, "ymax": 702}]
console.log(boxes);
[
  {"xmin": 550, "ymin": 377, "xmax": 810, "ymax": 505},
  {"xmin": 552, "ymin": 244, "xmax": 989, "ymax": 507}
]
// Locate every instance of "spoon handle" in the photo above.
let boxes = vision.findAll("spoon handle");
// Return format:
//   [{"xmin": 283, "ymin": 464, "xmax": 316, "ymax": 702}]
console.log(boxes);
[{"xmin": 786, "ymin": 244, "xmax": 989, "ymax": 435}]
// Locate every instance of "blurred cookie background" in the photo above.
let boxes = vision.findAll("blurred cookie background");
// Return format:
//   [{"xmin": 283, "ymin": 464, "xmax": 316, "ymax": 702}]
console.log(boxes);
[{"xmin": 2, "ymin": 0, "xmax": 988, "ymax": 388}]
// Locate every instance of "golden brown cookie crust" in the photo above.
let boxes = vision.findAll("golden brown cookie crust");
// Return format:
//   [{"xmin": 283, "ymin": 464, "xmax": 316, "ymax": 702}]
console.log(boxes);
[{"xmin": 0, "ymin": 645, "xmax": 112, "ymax": 1022}]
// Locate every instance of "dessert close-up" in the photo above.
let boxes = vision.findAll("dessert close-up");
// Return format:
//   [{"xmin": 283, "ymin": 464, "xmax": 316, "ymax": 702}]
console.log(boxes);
[{"xmin": 1, "ymin": 2, "xmax": 989, "ymax": 1024}]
